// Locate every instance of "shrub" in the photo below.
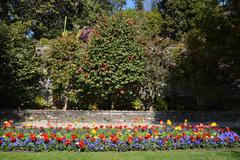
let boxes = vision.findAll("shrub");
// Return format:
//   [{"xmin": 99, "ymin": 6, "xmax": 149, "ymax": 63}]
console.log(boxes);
[{"xmin": 76, "ymin": 14, "xmax": 146, "ymax": 109}]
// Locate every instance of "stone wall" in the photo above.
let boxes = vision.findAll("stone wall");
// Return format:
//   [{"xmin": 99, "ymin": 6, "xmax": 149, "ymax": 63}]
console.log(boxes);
[{"xmin": 0, "ymin": 110, "xmax": 239, "ymax": 127}]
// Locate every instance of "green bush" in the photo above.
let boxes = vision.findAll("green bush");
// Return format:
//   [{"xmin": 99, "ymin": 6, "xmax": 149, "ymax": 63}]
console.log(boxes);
[
  {"xmin": 76, "ymin": 14, "xmax": 146, "ymax": 109},
  {"xmin": 44, "ymin": 33, "xmax": 84, "ymax": 110}
]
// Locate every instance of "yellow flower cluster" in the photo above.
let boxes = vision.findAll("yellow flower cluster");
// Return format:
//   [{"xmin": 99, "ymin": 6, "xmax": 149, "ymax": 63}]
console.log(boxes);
[
  {"xmin": 175, "ymin": 126, "xmax": 182, "ymax": 130},
  {"xmin": 210, "ymin": 122, "xmax": 217, "ymax": 127},
  {"xmin": 91, "ymin": 129, "xmax": 97, "ymax": 134},
  {"xmin": 167, "ymin": 120, "xmax": 172, "ymax": 126}
]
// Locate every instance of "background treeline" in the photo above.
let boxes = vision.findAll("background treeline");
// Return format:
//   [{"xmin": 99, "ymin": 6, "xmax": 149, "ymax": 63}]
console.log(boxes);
[{"xmin": 0, "ymin": 0, "xmax": 239, "ymax": 111}]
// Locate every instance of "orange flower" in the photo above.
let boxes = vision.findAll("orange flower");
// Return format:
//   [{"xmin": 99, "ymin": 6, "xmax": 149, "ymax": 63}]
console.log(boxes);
[
  {"xmin": 99, "ymin": 133, "xmax": 105, "ymax": 140},
  {"xmin": 86, "ymin": 134, "xmax": 91, "ymax": 139},
  {"xmin": 110, "ymin": 135, "xmax": 118, "ymax": 143},
  {"xmin": 91, "ymin": 137, "xmax": 96, "ymax": 142},
  {"xmin": 127, "ymin": 136, "xmax": 133, "ymax": 144},
  {"xmin": 153, "ymin": 130, "xmax": 158, "ymax": 136},
  {"xmin": 145, "ymin": 133, "xmax": 151, "ymax": 139},
  {"xmin": 160, "ymin": 120, "xmax": 164, "ymax": 125}
]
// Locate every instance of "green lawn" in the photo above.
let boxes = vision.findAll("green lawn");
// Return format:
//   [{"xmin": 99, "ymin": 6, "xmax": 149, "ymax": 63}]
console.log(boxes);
[{"xmin": 0, "ymin": 149, "xmax": 240, "ymax": 160}]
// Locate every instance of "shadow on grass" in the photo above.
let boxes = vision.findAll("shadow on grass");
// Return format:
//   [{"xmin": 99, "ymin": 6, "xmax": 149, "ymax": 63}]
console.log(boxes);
[
  {"xmin": 229, "ymin": 150, "xmax": 240, "ymax": 159},
  {"xmin": 216, "ymin": 149, "xmax": 240, "ymax": 160}
]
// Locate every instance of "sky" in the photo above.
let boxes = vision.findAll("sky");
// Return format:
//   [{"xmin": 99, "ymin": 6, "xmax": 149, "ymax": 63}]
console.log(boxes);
[
  {"xmin": 125, "ymin": 0, "xmax": 157, "ymax": 11},
  {"xmin": 126, "ymin": 0, "xmax": 135, "ymax": 9}
]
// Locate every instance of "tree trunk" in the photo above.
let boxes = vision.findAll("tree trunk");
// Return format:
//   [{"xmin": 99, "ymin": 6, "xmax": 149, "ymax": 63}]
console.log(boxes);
[{"xmin": 63, "ymin": 96, "xmax": 68, "ymax": 111}]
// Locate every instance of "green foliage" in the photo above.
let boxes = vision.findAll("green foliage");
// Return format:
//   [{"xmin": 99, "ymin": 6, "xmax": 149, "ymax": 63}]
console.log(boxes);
[
  {"xmin": 44, "ymin": 33, "xmax": 84, "ymax": 109},
  {"xmin": 158, "ymin": 0, "xmax": 218, "ymax": 39},
  {"xmin": 131, "ymin": 98, "xmax": 143, "ymax": 110},
  {"xmin": 122, "ymin": 9, "xmax": 162, "ymax": 40},
  {"xmin": 0, "ymin": 0, "xmax": 121, "ymax": 39},
  {"xmin": 0, "ymin": 21, "xmax": 41, "ymax": 108},
  {"xmin": 0, "ymin": 0, "xmax": 239, "ymax": 111},
  {"xmin": 168, "ymin": 0, "xmax": 240, "ymax": 109},
  {"xmin": 35, "ymin": 96, "xmax": 48, "ymax": 108},
  {"xmin": 77, "ymin": 15, "xmax": 146, "ymax": 109},
  {"xmin": 154, "ymin": 97, "xmax": 168, "ymax": 111}
]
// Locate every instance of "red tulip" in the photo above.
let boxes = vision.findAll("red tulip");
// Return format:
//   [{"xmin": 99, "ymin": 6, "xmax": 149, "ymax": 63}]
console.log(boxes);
[
  {"xmin": 234, "ymin": 136, "xmax": 239, "ymax": 141},
  {"xmin": 44, "ymin": 137, "xmax": 50, "ymax": 142},
  {"xmin": 127, "ymin": 136, "xmax": 133, "ymax": 144},
  {"xmin": 30, "ymin": 133, "xmax": 37, "ymax": 141},
  {"xmin": 10, "ymin": 137, "xmax": 16, "ymax": 143},
  {"xmin": 5, "ymin": 132, "xmax": 12, "ymax": 138},
  {"xmin": 144, "ymin": 133, "xmax": 151, "ymax": 139},
  {"xmin": 51, "ymin": 134, "xmax": 56, "ymax": 138},
  {"xmin": 110, "ymin": 135, "xmax": 118, "ymax": 143},
  {"xmin": 226, "ymin": 127, "xmax": 230, "ymax": 132},
  {"xmin": 99, "ymin": 133, "xmax": 105, "ymax": 140},
  {"xmin": 190, "ymin": 136, "xmax": 196, "ymax": 142},
  {"xmin": 197, "ymin": 134, "xmax": 201, "ymax": 140},
  {"xmin": 91, "ymin": 137, "xmax": 96, "ymax": 142},
  {"xmin": 163, "ymin": 137, "xmax": 168, "ymax": 142},
  {"xmin": 65, "ymin": 139, "xmax": 71, "ymax": 146},
  {"xmin": 17, "ymin": 133, "xmax": 24, "ymax": 139},
  {"xmin": 56, "ymin": 137, "xmax": 64, "ymax": 142},
  {"xmin": 86, "ymin": 134, "xmax": 90, "ymax": 139},
  {"xmin": 77, "ymin": 140, "xmax": 85, "ymax": 149},
  {"xmin": 182, "ymin": 132, "xmax": 186, "ymax": 137},
  {"xmin": 71, "ymin": 134, "xmax": 77, "ymax": 141}
]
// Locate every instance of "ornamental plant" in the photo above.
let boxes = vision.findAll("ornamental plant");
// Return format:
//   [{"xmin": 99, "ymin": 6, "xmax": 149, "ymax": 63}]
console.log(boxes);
[
  {"xmin": 0, "ymin": 121, "xmax": 239, "ymax": 152},
  {"xmin": 44, "ymin": 33, "xmax": 84, "ymax": 110},
  {"xmin": 76, "ymin": 14, "xmax": 146, "ymax": 109}
]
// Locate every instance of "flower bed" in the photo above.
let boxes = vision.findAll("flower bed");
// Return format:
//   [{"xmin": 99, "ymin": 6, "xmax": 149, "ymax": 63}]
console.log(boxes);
[{"xmin": 0, "ymin": 120, "xmax": 239, "ymax": 152}]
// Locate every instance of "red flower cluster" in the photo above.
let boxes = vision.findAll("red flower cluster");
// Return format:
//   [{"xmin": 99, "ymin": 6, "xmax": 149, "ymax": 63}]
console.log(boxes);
[
  {"xmin": 110, "ymin": 135, "xmax": 118, "ymax": 143},
  {"xmin": 30, "ymin": 133, "xmax": 37, "ymax": 141},
  {"xmin": 77, "ymin": 140, "xmax": 85, "ymax": 149}
]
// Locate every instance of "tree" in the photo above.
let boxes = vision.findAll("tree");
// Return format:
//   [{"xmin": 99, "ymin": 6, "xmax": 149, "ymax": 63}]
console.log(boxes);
[
  {"xmin": 157, "ymin": 0, "xmax": 219, "ymax": 40},
  {"xmin": 77, "ymin": 15, "xmax": 146, "ymax": 109},
  {"xmin": 0, "ymin": 21, "xmax": 41, "ymax": 108},
  {"xmin": 169, "ymin": 0, "xmax": 240, "ymax": 109},
  {"xmin": 0, "ymin": 0, "xmax": 122, "ymax": 39},
  {"xmin": 134, "ymin": 0, "xmax": 144, "ymax": 11},
  {"xmin": 44, "ymin": 33, "xmax": 84, "ymax": 110}
]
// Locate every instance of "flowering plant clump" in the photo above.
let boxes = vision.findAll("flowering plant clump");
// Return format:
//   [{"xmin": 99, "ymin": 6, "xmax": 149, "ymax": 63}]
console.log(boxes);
[{"xmin": 0, "ymin": 120, "xmax": 239, "ymax": 152}]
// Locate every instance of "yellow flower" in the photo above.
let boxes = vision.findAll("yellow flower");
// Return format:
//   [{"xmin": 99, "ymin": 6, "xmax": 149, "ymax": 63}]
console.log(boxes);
[
  {"xmin": 4, "ymin": 121, "xmax": 9, "ymax": 124},
  {"xmin": 184, "ymin": 119, "xmax": 188, "ymax": 123},
  {"xmin": 167, "ymin": 119, "xmax": 172, "ymax": 126},
  {"xmin": 210, "ymin": 122, "xmax": 217, "ymax": 127},
  {"xmin": 175, "ymin": 126, "xmax": 182, "ymax": 131},
  {"xmin": 26, "ymin": 124, "xmax": 33, "ymax": 127},
  {"xmin": 91, "ymin": 129, "xmax": 97, "ymax": 134}
]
